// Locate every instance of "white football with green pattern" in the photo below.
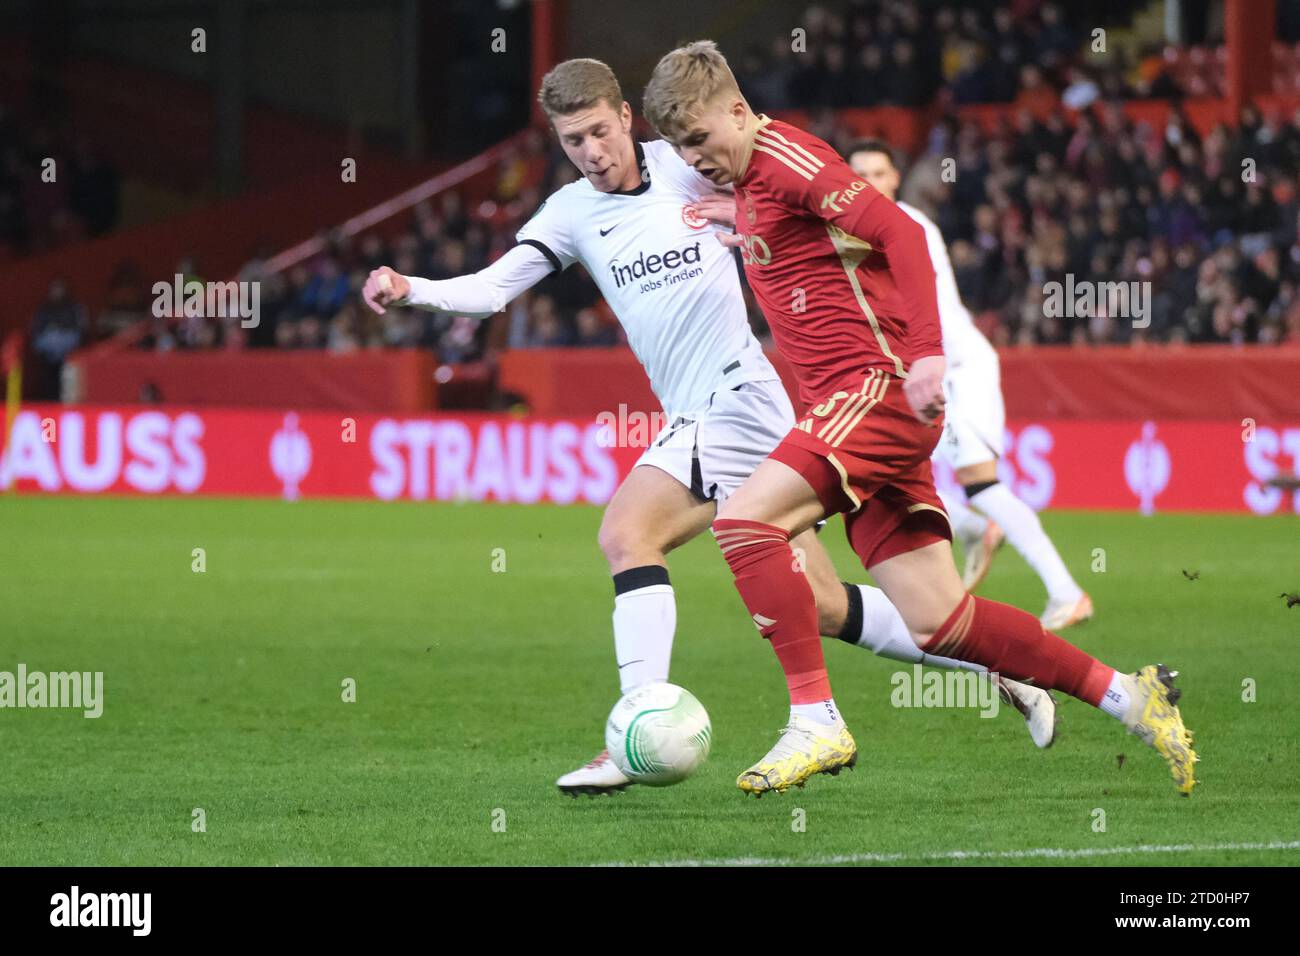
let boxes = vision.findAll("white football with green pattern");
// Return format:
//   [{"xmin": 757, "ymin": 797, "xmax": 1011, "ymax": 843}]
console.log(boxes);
[{"xmin": 605, "ymin": 683, "xmax": 712, "ymax": 786}]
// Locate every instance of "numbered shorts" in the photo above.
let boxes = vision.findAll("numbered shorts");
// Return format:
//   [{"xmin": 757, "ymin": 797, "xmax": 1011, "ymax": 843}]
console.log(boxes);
[
  {"xmin": 767, "ymin": 368, "xmax": 952, "ymax": 570},
  {"xmin": 935, "ymin": 346, "xmax": 1006, "ymax": 471},
  {"xmin": 636, "ymin": 378, "xmax": 795, "ymax": 503}
]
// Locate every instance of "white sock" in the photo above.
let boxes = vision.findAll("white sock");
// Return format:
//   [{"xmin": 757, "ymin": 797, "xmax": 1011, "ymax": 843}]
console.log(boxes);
[
  {"xmin": 969, "ymin": 483, "xmax": 1083, "ymax": 604},
  {"xmin": 1098, "ymin": 671, "xmax": 1132, "ymax": 720},
  {"xmin": 791, "ymin": 699, "xmax": 841, "ymax": 726},
  {"xmin": 938, "ymin": 488, "xmax": 987, "ymax": 542},
  {"xmin": 613, "ymin": 582, "xmax": 675, "ymax": 694},
  {"xmin": 855, "ymin": 585, "xmax": 986, "ymax": 673}
]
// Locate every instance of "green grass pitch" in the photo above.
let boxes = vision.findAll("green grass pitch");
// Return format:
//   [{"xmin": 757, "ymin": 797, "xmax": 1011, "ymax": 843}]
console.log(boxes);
[{"xmin": 0, "ymin": 494, "xmax": 1296, "ymax": 866}]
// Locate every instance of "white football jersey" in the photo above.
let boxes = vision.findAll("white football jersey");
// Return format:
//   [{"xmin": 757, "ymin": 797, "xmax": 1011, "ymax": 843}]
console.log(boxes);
[
  {"xmin": 897, "ymin": 200, "xmax": 994, "ymax": 364},
  {"xmin": 517, "ymin": 140, "xmax": 776, "ymax": 419}
]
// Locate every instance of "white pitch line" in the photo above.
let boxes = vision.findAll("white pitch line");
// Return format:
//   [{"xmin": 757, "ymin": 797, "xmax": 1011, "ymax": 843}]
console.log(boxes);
[{"xmin": 598, "ymin": 840, "xmax": 1300, "ymax": 867}]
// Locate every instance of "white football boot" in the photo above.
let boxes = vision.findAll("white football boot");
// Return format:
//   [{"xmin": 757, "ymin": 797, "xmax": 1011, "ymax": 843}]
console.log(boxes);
[
  {"xmin": 556, "ymin": 749, "xmax": 632, "ymax": 797},
  {"xmin": 962, "ymin": 521, "xmax": 1005, "ymax": 592},
  {"xmin": 1040, "ymin": 591, "xmax": 1094, "ymax": 631},
  {"xmin": 992, "ymin": 675, "xmax": 1057, "ymax": 748}
]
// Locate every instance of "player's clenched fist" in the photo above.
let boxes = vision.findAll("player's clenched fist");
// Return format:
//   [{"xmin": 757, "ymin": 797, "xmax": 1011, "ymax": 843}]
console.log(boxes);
[
  {"xmin": 902, "ymin": 354, "xmax": 947, "ymax": 424},
  {"xmin": 362, "ymin": 267, "xmax": 410, "ymax": 315}
]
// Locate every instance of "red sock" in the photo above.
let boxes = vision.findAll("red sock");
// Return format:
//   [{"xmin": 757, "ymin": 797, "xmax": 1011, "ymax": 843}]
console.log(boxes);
[
  {"xmin": 923, "ymin": 595, "xmax": 1113, "ymax": 706},
  {"xmin": 712, "ymin": 518, "xmax": 830, "ymax": 705}
]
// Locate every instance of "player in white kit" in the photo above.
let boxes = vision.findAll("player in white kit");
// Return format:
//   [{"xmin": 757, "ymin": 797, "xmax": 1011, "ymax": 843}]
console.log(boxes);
[
  {"xmin": 362, "ymin": 62, "xmax": 1056, "ymax": 795},
  {"xmin": 845, "ymin": 141, "xmax": 1092, "ymax": 630}
]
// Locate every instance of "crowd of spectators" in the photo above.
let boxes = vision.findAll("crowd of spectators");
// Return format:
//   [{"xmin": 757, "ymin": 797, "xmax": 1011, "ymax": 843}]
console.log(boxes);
[
  {"xmin": 891, "ymin": 102, "xmax": 1300, "ymax": 345},
  {"xmin": 103, "ymin": 100, "xmax": 1297, "ymax": 363},
  {"xmin": 130, "ymin": 137, "xmax": 617, "ymax": 360},
  {"xmin": 734, "ymin": 1, "xmax": 1300, "ymax": 110},
  {"xmin": 31, "ymin": 1, "xmax": 1300, "ymax": 388},
  {"xmin": 37, "ymin": 130, "xmax": 617, "ymax": 375}
]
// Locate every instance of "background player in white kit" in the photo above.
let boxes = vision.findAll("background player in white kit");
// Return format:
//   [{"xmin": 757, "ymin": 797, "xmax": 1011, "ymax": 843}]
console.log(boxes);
[
  {"xmin": 844, "ymin": 141, "xmax": 1092, "ymax": 630},
  {"xmin": 362, "ymin": 60, "xmax": 1055, "ymax": 795}
]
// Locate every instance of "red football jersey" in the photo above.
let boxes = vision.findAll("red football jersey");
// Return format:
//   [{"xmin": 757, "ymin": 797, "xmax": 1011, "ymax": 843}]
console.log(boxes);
[{"xmin": 733, "ymin": 117, "xmax": 943, "ymax": 405}]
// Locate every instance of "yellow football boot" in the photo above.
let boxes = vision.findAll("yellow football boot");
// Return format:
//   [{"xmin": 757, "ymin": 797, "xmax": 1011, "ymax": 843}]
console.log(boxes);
[
  {"xmin": 1122, "ymin": 664, "xmax": 1199, "ymax": 796},
  {"xmin": 737, "ymin": 715, "xmax": 857, "ymax": 797}
]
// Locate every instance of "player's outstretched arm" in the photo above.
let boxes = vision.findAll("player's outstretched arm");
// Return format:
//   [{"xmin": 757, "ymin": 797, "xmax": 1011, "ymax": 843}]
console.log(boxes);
[{"xmin": 362, "ymin": 243, "xmax": 555, "ymax": 317}]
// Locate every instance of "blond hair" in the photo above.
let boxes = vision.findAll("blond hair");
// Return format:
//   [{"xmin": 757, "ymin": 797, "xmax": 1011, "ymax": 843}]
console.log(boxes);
[
  {"xmin": 538, "ymin": 58, "xmax": 624, "ymax": 119},
  {"xmin": 642, "ymin": 40, "xmax": 743, "ymax": 140}
]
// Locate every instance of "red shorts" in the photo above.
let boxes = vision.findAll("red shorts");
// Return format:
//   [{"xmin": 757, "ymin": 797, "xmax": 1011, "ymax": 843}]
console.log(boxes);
[{"xmin": 768, "ymin": 368, "xmax": 952, "ymax": 569}]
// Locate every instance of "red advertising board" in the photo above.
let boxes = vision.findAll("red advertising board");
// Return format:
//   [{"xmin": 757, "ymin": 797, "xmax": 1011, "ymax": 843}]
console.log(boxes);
[{"xmin": 2, "ymin": 405, "xmax": 1298, "ymax": 515}]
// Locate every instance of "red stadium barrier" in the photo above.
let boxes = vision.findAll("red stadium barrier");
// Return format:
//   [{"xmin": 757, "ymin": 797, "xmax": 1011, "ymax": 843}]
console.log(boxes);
[
  {"xmin": 930, "ymin": 419, "xmax": 1300, "ymax": 515},
  {"xmin": 499, "ymin": 345, "xmax": 1300, "ymax": 421},
  {"xmin": 0, "ymin": 405, "xmax": 635, "ymax": 505},
  {"xmin": 3, "ymin": 404, "xmax": 1298, "ymax": 514},
  {"xmin": 72, "ymin": 349, "xmax": 438, "ymax": 413},
  {"xmin": 66, "ymin": 344, "xmax": 1300, "ymax": 423}
]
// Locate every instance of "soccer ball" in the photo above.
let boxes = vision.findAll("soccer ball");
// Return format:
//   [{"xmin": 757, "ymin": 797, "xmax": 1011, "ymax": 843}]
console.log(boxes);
[{"xmin": 605, "ymin": 683, "xmax": 712, "ymax": 786}]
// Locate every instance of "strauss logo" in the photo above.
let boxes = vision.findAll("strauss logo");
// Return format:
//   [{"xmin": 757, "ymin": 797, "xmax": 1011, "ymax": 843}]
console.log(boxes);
[
  {"xmin": 270, "ymin": 412, "xmax": 311, "ymax": 501},
  {"xmin": 1124, "ymin": 421, "xmax": 1170, "ymax": 515}
]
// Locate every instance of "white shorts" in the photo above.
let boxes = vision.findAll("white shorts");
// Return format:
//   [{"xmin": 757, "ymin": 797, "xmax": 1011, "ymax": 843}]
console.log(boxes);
[
  {"xmin": 636, "ymin": 378, "xmax": 795, "ymax": 502},
  {"xmin": 936, "ymin": 348, "xmax": 1006, "ymax": 471}
]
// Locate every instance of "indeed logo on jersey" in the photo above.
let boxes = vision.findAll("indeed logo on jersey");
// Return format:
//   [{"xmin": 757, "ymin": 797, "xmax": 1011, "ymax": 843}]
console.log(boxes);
[
  {"xmin": 609, "ymin": 241, "xmax": 703, "ymax": 292},
  {"xmin": 820, "ymin": 180, "xmax": 869, "ymax": 215}
]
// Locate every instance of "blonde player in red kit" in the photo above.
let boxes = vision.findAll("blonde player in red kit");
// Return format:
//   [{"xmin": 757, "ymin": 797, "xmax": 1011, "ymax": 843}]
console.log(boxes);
[{"xmin": 643, "ymin": 41, "xmax": 1198, "ymax": 798}]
